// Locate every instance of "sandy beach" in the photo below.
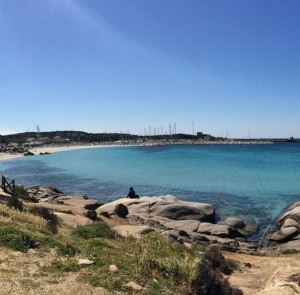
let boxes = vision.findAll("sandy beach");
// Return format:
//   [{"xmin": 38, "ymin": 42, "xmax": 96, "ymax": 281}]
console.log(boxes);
[{"xmin": 0, "ymin": 144, "xmax": 108, "ymax": 162}]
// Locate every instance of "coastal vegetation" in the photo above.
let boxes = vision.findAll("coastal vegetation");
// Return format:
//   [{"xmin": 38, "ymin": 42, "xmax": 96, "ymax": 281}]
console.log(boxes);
[
  {"xmin": 0, "ymin": 199, "xmax": 242, "ymax": 294},
  {"xmin": 0, "ymin": 130, "xmax": 199, "ymax": 145}
]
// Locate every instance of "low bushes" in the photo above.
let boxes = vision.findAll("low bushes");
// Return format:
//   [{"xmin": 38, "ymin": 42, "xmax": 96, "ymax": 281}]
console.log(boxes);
[
  {"xmin": 191, "ymin": 247, "xmax": 243, "ymax": 295},
  {"xmin": 29, "ymin": 207, "xmax": 59, "ymax": 234},
  {"xmin": 15, "ymin": 185, "xmax": 38, "ymax": 203}
]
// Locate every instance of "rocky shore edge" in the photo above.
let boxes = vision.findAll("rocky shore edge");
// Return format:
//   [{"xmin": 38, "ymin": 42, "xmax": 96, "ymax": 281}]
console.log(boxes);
[{"xmin": 2, "ymin": 185, "xmax": 298, "ymax": 254}]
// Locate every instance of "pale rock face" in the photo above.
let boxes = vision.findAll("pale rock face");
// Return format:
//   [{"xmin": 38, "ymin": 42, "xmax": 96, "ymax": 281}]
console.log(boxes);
[
  {"xmin": 197, "ymin": 223, "xmax": 215, "ymax": 234},
  {"xmin": 277, "ymin": 206, "xmax": 300, "ymax": 226},
  {"xmin": 162, "ymin": 220, "xmax": 201, "ymax": 232},
  {"xmin": 282, "ymin": 218, "xmax": 299, "ymax": 229},
  {"xmin": 270, "ymin": 227, "xmax": 298, "ymax": 242},
  {"xmin": 97, "ymin": 195, "xmax": 215, "ymax": 222},
  {"xmin": 288, "ymin": 200, "xmax": 300, "ymax": 210},
  {"xmin": 96, "ymin": 197, "xmax": 150, "ymax": 216},
  {"xmin": 55, "ymin": 196, "xmax": 101, "ymax": 210},
  {"xmin": 218, "ymin": 217, "xmax": 255, "ymax": 236},
  {"xmin": 218, "ymin": 217, "xmax": 245, "ymax": 229},
  {"xmin": 197, "ymin": 223, "xmax": 232, "ymax": 238},
  {"xmin": 279, "ymin": 238, "xmax": 300, "ymax": 252}
]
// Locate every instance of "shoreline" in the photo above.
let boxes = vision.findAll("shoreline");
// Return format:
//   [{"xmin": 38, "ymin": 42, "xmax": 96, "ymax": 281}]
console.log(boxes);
[
  {"xmin": 0, "ymin": 139, "xmax": 273, "ymax": 162},
  {"xmin": 0, "ymin": 144, "xmax": 117, "ymax": 162}
]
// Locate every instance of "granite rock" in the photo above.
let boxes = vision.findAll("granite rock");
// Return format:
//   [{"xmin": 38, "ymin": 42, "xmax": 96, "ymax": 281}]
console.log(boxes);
[{"xmin": 269, "ymin": 227, "xmax": 298, "ymax": 242}]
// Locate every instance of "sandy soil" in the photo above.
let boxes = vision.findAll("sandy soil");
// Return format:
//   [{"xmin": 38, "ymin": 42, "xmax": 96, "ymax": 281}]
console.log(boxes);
[
  {"xmin": 225, "ymin": 251, "xmax": 300, "ymax": 295},
  {"xmin": 29, "ymin": 145, "xmax": 109, "ymax": 155}
]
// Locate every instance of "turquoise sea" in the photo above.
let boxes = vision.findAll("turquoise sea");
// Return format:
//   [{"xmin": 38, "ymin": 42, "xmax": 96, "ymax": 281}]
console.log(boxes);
[{"xmin": 1, "ymin": 143, "xmax": 300, "ymax": 241}]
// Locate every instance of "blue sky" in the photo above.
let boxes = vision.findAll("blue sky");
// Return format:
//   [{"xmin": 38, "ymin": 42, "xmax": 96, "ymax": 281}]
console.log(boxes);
[{"xmin": 1, "ymin": 0, "xmax": 300, "ymax": 138}]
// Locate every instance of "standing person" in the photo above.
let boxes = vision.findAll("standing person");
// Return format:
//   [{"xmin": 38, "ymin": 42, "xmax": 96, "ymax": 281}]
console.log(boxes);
[{"xmin": 127, "ymin": 187, "xmax": 139, "ymax": 199}]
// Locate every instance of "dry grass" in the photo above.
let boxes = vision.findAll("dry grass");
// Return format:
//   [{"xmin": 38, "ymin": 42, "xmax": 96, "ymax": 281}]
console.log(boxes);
[
  {"xmin": 0, "ymin": 202, "xmax": 241, "ymax": 294},
  {"xmin": 0, "ymin": 203, "xmax": 47, "ymax": 227}
]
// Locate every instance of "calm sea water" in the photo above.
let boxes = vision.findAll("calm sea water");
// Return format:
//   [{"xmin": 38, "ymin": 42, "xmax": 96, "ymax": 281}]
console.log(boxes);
[{"xmin": 1, "ymin": 143, "xmax": 300, "ymax": 240}]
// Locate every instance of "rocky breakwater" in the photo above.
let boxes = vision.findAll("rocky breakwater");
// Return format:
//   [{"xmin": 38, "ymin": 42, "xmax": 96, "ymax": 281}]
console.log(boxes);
[
  {"xmin": 268, "ymin": 200, "xmax": 300, "ymax": 252},
  {"xmin": 96, "ymin": 195, "xmax": 256, "ymax": 253}
]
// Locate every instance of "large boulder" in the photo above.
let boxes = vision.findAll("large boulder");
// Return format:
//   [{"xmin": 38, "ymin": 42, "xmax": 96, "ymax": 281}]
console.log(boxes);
[
  {"xmin": 197, "ymin": 223, "xmax": 233, "ymax": 238},
  {"xmin": 149, "ymin": 203, "xmax": 214, "ymax": 222},
  {"xmin": 278, "ymin": 238, "xmax": 300, "ymax": 252},
  {"xmin": 96, "ymin": 197, "xmax": 150, "ymax": 216},
  {"xmin": 218, "ymin": 217, "xmax": 255, "ymax": 236},
  {"xmin": 162, "ymin": 220, "xmax": 201, "ymax": 233},
  {"xmin": 269, "ymin": 227, "xmax": 298, "ymax": 242},
  {"xmin": 96, "ymin": 195, "xmax": 215, "ymax": 222}
]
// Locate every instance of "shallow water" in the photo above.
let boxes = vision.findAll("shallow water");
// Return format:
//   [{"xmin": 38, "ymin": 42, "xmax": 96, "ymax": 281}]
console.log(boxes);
[{"xmin": 1, "ymin": 143, "xmax": 300, "ymax": 241}]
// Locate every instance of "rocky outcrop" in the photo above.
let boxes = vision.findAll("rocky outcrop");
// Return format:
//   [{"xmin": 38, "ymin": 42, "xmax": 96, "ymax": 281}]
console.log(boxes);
[
  {"xmin": 27, "ymin": 186, "xmax": 65, "ymax": 202},
  {"xmin": 96, "ymin": 195, "xmax": 256, "ymax": 252},
  {"xmin": 268, "ymin": 200, "xmax": 300, "ymax": 251},
  {"xmin": 270, "ymin": 227, "xmax": 298, "ymax": 242},
  {"xmin": 0, "ymin": 143, "xmax": 31, "ymax": 156},
  {"xmin": 278, "ymin": 206, "xmax": 300, "ymax": 226},
  {"xmin": 26, "ymin": 186, "xmax": 103, "ymax": 210}
]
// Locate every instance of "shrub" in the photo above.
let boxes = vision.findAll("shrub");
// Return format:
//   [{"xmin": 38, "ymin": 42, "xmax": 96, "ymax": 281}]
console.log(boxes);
[
  {"xmin": 15, "ymin": 185, "xmax": 38, "ymax": 202},
  {"xmin": 7, "ymin": 196, "xmax": 23, "ymax": 211},
  {"xmin": 73, "ymin": 222, "xmax": 117, "ymax": 239},
  {"xmin": 29, "ymin": 207, "xmax": 59, "ymax": 234},
  {"xmin": 56, "ymin": 242, "xmax": 78, "ymax": 257},
  {"xmin": 203, "ymin": 246, "xmax": 233, "ymax": 275},
  {"xmin": 52, "ymin": 258, "xmax": 79, "ymax": 272},
  {"xmin": 191, "ymin": 247, "xmax": 243, "ymax": 295},
  {"xmin": 288, "ymin": 273, "xmax": 300, "ymax": 286}
]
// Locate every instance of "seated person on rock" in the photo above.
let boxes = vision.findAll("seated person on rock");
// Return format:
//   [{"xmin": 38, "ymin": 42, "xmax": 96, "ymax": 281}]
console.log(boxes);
[{"xmin": 127, "ymin": 187, "xmax": 139, "ymax": 199}]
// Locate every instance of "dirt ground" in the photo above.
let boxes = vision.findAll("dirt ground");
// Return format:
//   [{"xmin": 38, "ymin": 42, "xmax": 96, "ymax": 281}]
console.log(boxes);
[
  {"xmin": 225, "ymin": 251, "xmax": 300, "ymax": 295},
  {"xmin": 0, "ymin": 247, "xmax": 124, "ymax": 295}
]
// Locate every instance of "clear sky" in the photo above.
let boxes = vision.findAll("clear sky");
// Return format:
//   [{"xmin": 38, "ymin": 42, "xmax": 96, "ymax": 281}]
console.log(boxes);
[{"xmin": 1, "ymin": 0, "xmax": 300, "ymax": 138}]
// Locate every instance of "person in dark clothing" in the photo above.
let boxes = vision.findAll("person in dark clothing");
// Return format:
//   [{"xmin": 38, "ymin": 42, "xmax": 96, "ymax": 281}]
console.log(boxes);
[{"xmin": 127, "ymin": 187, "xmax": 139, "ymax": 199}]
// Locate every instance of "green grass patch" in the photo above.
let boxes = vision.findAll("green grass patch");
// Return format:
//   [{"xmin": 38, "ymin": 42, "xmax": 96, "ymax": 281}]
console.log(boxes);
[
  {"xmin": 0, "ymin": 223, "xmax": 37, "ymax": 252},
  {"xmin": 51, "ymin": 258, "xmax": 80, "ymax": 272},
  {"xmin": 72, "ymin": 222, "xmax": 117, "ymax": 239}
]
